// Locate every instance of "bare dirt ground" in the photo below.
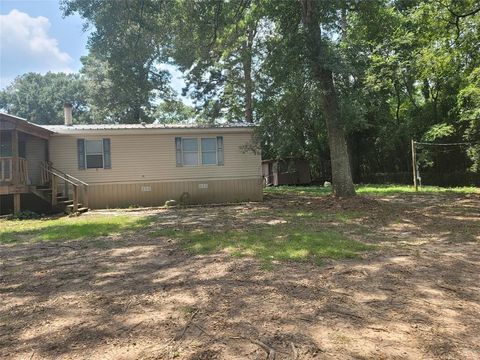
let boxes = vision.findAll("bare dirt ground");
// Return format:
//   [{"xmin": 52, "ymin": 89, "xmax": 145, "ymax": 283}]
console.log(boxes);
[{"xmin": 1, "ymin": 192, "xmax": 479, "ymax": 359}]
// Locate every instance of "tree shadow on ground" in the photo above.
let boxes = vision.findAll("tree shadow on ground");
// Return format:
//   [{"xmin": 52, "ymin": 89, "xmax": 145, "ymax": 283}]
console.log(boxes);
[{"xmin": 0, "ymin": 192, "xmax": 479, "ymax": 359}]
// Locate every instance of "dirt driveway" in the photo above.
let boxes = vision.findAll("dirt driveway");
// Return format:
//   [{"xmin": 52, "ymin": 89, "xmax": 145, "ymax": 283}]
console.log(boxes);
[{"xmin": 1, "ymin": 192, "xmax": 479, "ymax": 359}]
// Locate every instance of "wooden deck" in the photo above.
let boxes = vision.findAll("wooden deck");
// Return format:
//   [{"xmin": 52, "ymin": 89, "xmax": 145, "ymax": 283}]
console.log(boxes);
[
  {"xmin": 0, "ymin": 185, "xmax": 29, "ymax": 196},
  {"xmin": 1, "ymin": 113, "xmax": 51, "ymax": 213},
  {"xmin": 1, "ymin": 113, "xmax": 90, "ymax": 214}
]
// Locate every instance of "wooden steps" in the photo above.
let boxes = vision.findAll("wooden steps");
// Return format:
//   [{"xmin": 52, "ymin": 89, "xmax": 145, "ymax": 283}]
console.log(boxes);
[
  {"xmin": 66, "ymin": 205, "xmax": 88, "ymax": 214},
  {"xmin": 32, "ymin": 164, "xmax": 90, "ymax": 215},
  {"xmin": 30, "ymin": 184, "xmax": 89, "ymax": 215}
]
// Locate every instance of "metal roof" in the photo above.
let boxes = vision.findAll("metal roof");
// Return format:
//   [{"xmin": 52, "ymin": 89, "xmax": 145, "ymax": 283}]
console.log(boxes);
[
  {"xmin": 40, "ymin": 122, "xmax": 254, "ymax": 131},
  {"xmin": 0, "ymin": 111, "xmax": 254, "ymax": 134}
]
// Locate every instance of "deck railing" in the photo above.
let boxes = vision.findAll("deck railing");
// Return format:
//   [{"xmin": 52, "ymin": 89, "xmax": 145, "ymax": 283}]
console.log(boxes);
[
  {"xmin": 0, "ymin": 157, "xmax": 12, "ymax": 182},
  {"xmin": 0, "ymin": 157, "xmax": 28, "ymax": 184},
  {"xmin": 18, "ymin": 158, "xmax": 28, "ymax": 185},
  {"xmin": 41, "ymin": 160, "xmax": 52, "ymax": 184}
]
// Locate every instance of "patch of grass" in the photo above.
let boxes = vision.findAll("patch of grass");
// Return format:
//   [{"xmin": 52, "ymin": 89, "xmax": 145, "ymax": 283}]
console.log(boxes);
[
  {"xmin": 244, "ymin": 208, "xmax": 361, "ymax": 225},
  {"xmin": 265, "ymin": 186, "xmax": 332, "ymax": 197},
  {"xmin": 0, "ymin": 216, "xmax": 153, "ymax": 245},
  {"xmin": 264, "ymin": 184, "xmax": 479, "ymax": 197},
  {"xmin": 356, "ymin": 184, "xmax": 479, "ymax": 195},
  {"xmin": 179, "ymin": 305, "xmax": 197, "ymax": 315},
  {"xmin": 160, "ymin": 227, "xmax": 375, "ymax": 265},
  {"xmin": 149, "ymin": 228, "xmax": 180, "ymax": 238},
  {"xmin": 294, "ymin": 211, "xmax": 314, "ymax": 217}
]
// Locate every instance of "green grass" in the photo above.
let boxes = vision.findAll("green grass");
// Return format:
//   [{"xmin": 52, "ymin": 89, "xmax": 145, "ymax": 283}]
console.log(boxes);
[
  {"xmin": 265, "ymin": 186, "xmax": 332, "ymax": 196},
  {"xmin": 1, "ymin": 200, "xmax": 376, "ymax": 266},
  {"xmin": 357, "ymin": 184, "xmax": 479, "ymax": 195},
  {"xmin": 153, "ymin": 227, "xmax": 375, "ymax": 266},
  {"xmin": 0, "ymin": 215, "xmax": 152, "ymax": 244},
  {"xmin": 265, "ymin": 184, "xmax": 479, "ymax": 197}
]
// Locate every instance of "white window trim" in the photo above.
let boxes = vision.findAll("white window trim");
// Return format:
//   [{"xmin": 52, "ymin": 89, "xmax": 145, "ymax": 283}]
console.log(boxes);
[{"xmin": 85, "ymin": 139, "xmax": 105, "ymax": 169}]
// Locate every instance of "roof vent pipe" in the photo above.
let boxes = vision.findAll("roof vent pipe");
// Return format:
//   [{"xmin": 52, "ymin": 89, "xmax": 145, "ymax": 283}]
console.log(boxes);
[{"xmin": 64, "ymin": 102, "xmax": 73, "ymax": 126}]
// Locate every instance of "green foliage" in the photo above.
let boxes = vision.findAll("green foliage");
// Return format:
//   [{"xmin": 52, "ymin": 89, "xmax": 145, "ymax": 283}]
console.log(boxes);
[
  {"xmin": 11, "ymin": 211, "xmax": 41, "ymax": 220},
  {"xmin": 154, "ymin": 226, "xmax": 374, "ymax": 266},
  {"xmin": 0, "ymin": 216, "xmax": 152, "ymax": 244},
  {"xmin": 342, "ymin": 0, "xmax": 480, "ymax": 180},
  {"xmin": 458, "ymin": 67, "xmax": 480, "ymax": 170},
  {"xmin": 154, "ymin": 100, "xmax": 195, "ymax": 124},
  {"xmin": 264, "ymin": 184, "xmax": 479, "ymax": 197},
  {"xmin": 424, "ymin": 124, "xmax": 455, "ymax": 141},
  {"xmin": 167, "ymin": 0, "xmax": 262, "ymax": 123},
  {"xmin": 62, "ymin": 0, "xmax": 175, "ymax": 123},
  {"xmin": 3, "ymin": 0, "xmax": 473, "ymax": 185},
  {"xmin": 0, "ymin": 72, "xmax": 91, "ymax": 124}
]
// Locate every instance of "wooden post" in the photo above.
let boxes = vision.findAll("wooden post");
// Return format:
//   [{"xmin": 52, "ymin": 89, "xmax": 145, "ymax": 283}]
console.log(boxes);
[
  {"xmin": 72, "ymin": 185, "xmax": 78, "ymax": 212},
  {"xmin": 411, "ymin": 139, "xmax": 418, "ymax": 192},
  {"xmin": 83, "ymin": 185, "xmax": 89, "ymax": 209},
  {"xmin": 40, "ymin": 162, "xmax": 46, "ymax": 185},
  {"xmin": 64, "ymin": 177, "xmax": 69, "ymax": 197},
  {"xmin": 11, "ymin": 130, "xmax": 18, "ymax": 185},
  {"xmin": 51, "ymin": 175, "xmax": 57, "ymax": 206},
  {"xmin": 13, "ymin": 193, "xmax": 21, "ymax": 214}
]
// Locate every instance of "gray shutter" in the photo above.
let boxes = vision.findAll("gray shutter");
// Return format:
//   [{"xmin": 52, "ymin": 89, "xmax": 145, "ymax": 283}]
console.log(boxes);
[
  {"xmin": 103, "ymin": 138, "xmax": 111, "ymax": 169},
  {"xmin": 217, "ymin": 136, "xmax": 224, "ymax": 165},
  {"xmin": 77, "ymin": 139, "xmax": 85, "ymax": 170},
  {"xmin": 175, "ymin": 137, "xmax": 182, "ymax": 166}
]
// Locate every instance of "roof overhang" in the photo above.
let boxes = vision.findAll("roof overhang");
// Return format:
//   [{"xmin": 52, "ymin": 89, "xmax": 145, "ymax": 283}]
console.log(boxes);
[{"xmin": 0, "ymin": 113, "xmax": 53, "ymax": 140}]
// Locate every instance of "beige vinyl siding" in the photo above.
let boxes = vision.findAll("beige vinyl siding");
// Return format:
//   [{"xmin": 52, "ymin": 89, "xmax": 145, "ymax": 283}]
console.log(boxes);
[
  {"xmin": 25, "ymin": 136, "xmax": 46, "ymax": 185},
  {"xmin": 48, "ymin": 131, "xmax": 261, "ymax": 184}
]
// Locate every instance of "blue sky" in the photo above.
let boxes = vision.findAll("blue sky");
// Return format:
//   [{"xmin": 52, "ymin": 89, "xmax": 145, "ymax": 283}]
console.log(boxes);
[
  {"xmin": 0, "ymin": 0, "xmax": 187, "ymax": 98},
  {"xmin": 0, "ymin": 0, "xmax": 89, "ymax": 88}
]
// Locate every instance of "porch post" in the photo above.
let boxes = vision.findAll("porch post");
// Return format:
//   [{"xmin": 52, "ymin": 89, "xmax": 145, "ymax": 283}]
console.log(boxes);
[
  {"xmin": 13, "ymin": 193, "xmax": 21, "ymax": 214},
  {"xmin": 72, "ymin": 185, "xmax": 78, "ymax": 212},
  {"xmin": 12, "ymin": 129, "xmax": 18, "ymax": 185},
  {"xmin": 51, "ymin": 175, "xmax": 57, "ymax": 206}
]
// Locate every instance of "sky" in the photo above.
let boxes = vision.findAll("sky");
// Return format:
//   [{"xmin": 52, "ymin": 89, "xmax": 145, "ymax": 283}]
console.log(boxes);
[
  {"xmin": 0, "ymin": 0, "xmax": 89, "ymax": 88},
  {"xmin": 0, "ymin": 0, "xmax": 187, "ymax": 98}
]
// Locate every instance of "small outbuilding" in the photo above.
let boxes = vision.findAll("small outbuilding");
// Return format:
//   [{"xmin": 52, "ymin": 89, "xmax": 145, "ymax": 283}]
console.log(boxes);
[{"xmin": 262, "ymin": 158, "xmax": 311, "ymax": 186}]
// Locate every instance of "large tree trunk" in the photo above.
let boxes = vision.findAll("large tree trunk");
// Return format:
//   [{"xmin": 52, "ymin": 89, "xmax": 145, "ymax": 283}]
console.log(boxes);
[
  {"xmin": 300, "ymin": 0, "xmax": 355, "ymax": 197},
  {"xmin": 242, "ymin": 25, "xmax": 255, "ymax": 123}
]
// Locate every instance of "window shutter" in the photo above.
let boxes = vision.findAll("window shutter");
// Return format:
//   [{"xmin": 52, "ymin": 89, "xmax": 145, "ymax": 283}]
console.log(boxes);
[
  {"xmin": 175, "ymin": 137, "xmax": 182, "ymax": 167},
  {"xmin": 103, "ymin": 138, "xmax": 111, "ymax": 169},
  {"xmin": 216, "ymin": 136, "xmax": 224, "ymax": 166},
  {"xmin": 77, "ymin": 139, "xmax": 85, "ymax": 170}
]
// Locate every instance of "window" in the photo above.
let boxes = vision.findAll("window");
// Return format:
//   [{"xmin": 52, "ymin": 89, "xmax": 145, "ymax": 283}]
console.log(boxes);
[
  {"xmin": 0, "ymin": 132, "xmax": 12, "ymax": 157},
  {"xmin": 18, "ymin": 140, "xmax": 26, "ymax": 159},
  {"xmin": 181, "ymin": 138, "xmax": 198, "ymax": 166},
  {"xmin": 85, "ymin": 140, "xmax": 104, "ymax": 169},
  {"xmin": 175, "ymin": 136, "xmax": 224, "ymax": 167},
  {"xmin": 77, "ymin": 138, "xmax": 111, "ymax": 170},
  {"xmin": 201, "ymin": 138, "xmax": 217, "ymax": 165}
]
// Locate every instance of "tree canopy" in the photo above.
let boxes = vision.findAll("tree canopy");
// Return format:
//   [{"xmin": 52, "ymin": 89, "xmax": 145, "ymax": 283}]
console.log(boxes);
[
  {"xmin": 1, "ymin": 0, "xmax": 478, "ymax": 190},
  {"xmin": 0, "ymin": 72, "xmax": 91, "ymax": 124}
]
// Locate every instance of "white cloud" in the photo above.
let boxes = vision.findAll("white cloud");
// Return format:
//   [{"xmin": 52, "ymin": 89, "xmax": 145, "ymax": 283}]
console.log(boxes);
[{"xmin": 0, "ymin": 9, "xmax": 73, "ymax": 87}]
